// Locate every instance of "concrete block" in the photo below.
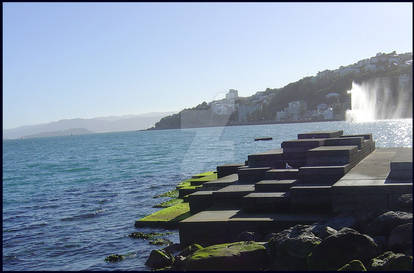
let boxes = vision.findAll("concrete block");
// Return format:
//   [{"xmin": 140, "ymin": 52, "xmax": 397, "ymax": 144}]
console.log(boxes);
[
  {"xmin": 237, "ymin": 167, "xmax": 271, "ymax": 184},
  {"xmin": 255, "ymin": 179, "xmax": 297, "ymax": 192},
  {"xmin": 248, "ymin": 149, "xmax": 285, "ymax": 168},
  {"xmin": 290, "ymin": 185, "xmax": 332, "ymax": 212},
  {"xmin": 265, "ymin": 169, "xmax": 299, "ymax": 180},
  {"xmin": 389, "ymin": 148, "xmax": 412, "ymax": 181},
  {"xmin": 298, "ymin": 130, "xmax": 343, "ymax": 139},
  {"xmin": 341, "ymin": 133, "xmax": 372, "ymax": 140},
  {"xmin": 281, "ymin": 139, "xmax": 326, "ymax": 149},
  {"xmin": 212, "ymin": 185, "xmax": 255, "ymax": 206},
  {"xmin": 242, "ymin": 192, "xmax": 290, "ymax": 212},
  {"xmin": 217, "ymin": 163, "xmax": 245, "ymax": 178},
  {"xmin": 324, "ymin": 137, "xmax": 364, "ymax": 149},
  {"xmin": 188, "ymin": 191, "xmax": 214, "ymax": 213},
  {"xmin": 306, "ymin": 146, "xmax": 359, "ymax": 166},
  {"xmin": 201, "ymin": 174, "xmax": 238, "ymax": 191}
]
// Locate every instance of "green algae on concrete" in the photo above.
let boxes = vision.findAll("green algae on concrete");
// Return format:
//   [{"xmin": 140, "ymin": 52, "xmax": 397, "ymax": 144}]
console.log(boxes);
[
  {"xmin": 149, "ymin": 238, "xmax": 173, "ymax": 246},
  {"xmin": 135, "ymin": 202, "xmax": 191, "ymax": 228},
  {"xmin": 153, "ymin": 198, "xmax": 183, "ymax": 208},
  {"xmin": 192, "ymin": 171, "xmax": 217, "ymax": 178},
  {"xmin": 153, "ymin": 189, "xmax": 179, "ymax": 199}
]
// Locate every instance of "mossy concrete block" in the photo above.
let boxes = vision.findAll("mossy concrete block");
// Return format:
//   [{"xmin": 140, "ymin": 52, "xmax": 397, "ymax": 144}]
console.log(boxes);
[
  {"xmin": 192, "ymin": 171, "xmax": 216, "ymax": 178},
  {"xmin": 184, "ymin": 241, "xmax": 268, "ymax": 270},
  {"xmin": 369, "ymin": 251, "xmax": 413, "ymax": 271},
  {"xmin": 135, "ymin": 202, "xmax": 191, "ymax": 229},
  {"xmin": 186, "ymin": 173, "xmax": 218, "ymax": 186},
  {"xmin": 338, "ymin": 260, "xmax": 367, "ymax": 271}
]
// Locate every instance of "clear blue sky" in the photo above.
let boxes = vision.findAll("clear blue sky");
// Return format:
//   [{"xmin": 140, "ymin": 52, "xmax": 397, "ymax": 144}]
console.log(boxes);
[{"xmin": 3, "ymin": 2, "xmax": 412, "ymax": 129}]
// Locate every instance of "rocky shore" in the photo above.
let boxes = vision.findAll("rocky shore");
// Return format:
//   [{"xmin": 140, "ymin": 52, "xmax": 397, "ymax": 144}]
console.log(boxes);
[{"xmin": 145, "ymin": 205, "xmax": 412, "ymax": 271}]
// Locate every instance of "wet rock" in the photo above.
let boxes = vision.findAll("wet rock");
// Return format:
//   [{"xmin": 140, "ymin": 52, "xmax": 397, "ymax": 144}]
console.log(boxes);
[
  {"xmin": 366, "ymin": 211, "xmax": 412, "ymax": 236},
  {"xmin": 396, "ymin": 194, "xmax": 413, "ymax": 212},
  {"xmin": 162, "ymin": 243, "xmax": 183, "ymax": 256},
  {"xmin": 368, "ymin": 251, "xmax": 413, "ymax": 271},
  {"xmin": 184, "ymin": 241, "xmax": 268, "ymax": 271},
  {"xmin": 267, "ymin": 224, "xmax": 322, "ymax": 270},
  {"xmin": 307, "ymin": 227, "xmax": 380, "ymax": 271},
  {"xmin": 372, "ymin": 236, "xmax": 387, "ymax": 253},
  {"xmin": 105, "ymin": 254, "xmax": 124, "ymax": 263},
  {"xmin": 149, "ymin": 238, "xmax": 172, "ymax": 246},
  {"xmin": 236, "ymin": 231, "xmax": 261, "ymax": 242},
  {"xmin": 145, "ymin": 249, "xmax": 174, "ymax": 269},
  {"xmin": 263, "ymin": 232, "xmax": 278, "ymax": 242},
  {"xmin": 311, "ymin": 224, "xmax": 338, "ymax": 239},
  {"xmin": 338, "ymin": 260, "xmax": 367, "ymax": 271},
  {"xmin": 388, "ymin": 223, "xmax": 413, "ymax": 254}
]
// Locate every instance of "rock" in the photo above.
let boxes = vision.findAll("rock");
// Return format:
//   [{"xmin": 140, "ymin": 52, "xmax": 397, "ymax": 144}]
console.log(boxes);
[
  {"xmin": 149, "ymin": 238, "xmax": 172, "ymax": 246},
  {"xmin": 145, "ymin": 249, "xmax": 174, "ymax": 269},
  {"xmin": 307, "ymin": 227, "xmax": 380, "ymax": 271},
  {"xmin": 184, "ymin": 241, "xmax": 268, "ymax": 271},
  {"xmin": 178, "ymin": 243, "xmax": 203, "ymax": 257},
  {"xmin": 236, "ymin": 231, "xmax": 261, "ymax": 242},
  {"xmin": 366, "ymin": 211, "xmax": 412, "ymax": 236},
  {"xmin": 311, "ymin": 224, "xmax": 338, "ymax": 239},
  {"xmin": 369, "ymin": 251, "xmax": 413, "ymax": 271},
  {"xmin": 388, "ymin": 223, "xmax": 413, "ymax": 254},
  {"xmin": 338, "ymin": 260, "xmax": 367, "ymax": 271},
  {"xmin": 267, "ymin": 224, "xmax": 322, "ymax": 270},
  {"xmin": 263, "ymin": 232, "xmax": 278, "ymax": 242},
  {"xmin": 105, "ymin": 254, "xmax": 124, "ymax": 263},
  {"xmin": 396, "ymin": 194, "xmax": 413, "ymax": 212},
  {"xmin": 162, "ymin": 243, "xmax": 183, "ymax": 256},
  {"xmin": 172, "ymin": 255, "xmax": 186, "ymax": 270},
  {"xmin": 372, "ymin": 236, "xmax": 387, "ymax": 253}
]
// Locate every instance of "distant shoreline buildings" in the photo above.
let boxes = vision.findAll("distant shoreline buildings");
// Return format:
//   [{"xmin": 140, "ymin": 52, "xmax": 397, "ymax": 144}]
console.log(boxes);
[{"xmin": 150, "ymin": 51, "xmax": 412, "ymax": 130}]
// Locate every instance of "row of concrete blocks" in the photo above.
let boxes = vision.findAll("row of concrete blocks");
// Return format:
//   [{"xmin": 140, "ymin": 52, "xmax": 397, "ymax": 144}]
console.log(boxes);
[
  {"xmin": 245, "ymin": 133, "xmax": 374, "ymax": 169},
  {"xmin": 188, "ymin": 177, "xmax": 335, "ymax": 214}
]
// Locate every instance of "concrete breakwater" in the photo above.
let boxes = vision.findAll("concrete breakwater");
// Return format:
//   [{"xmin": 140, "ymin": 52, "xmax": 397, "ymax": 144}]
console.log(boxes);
[{"xmin": 134, "ymin": 130, "xmax": 412, "ymax": 270}]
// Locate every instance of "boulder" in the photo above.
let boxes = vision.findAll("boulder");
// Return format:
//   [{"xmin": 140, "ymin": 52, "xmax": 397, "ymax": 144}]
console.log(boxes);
[
  {"xmin": 178, "ymin": 243, "xmax": 203, "ymax": 257},
  {"xmin": 388, "ymin": 223, "xmax": 413, "ymax": 254},
  {"xmin": 145, "ymin": 249, "xmax": 174, "ymax": 269},
  {"xmin": 338, "ymin": 260, "xmax": 367, "ymax": 271},
  {"xmin": 104, "ymin": 254, "xmax": 124, "ymax": 263},
  {"xmin": 366, "ymin": 211, "xmax": 412, "ymax": 236},
  {"xmin": 267, "ymin": 224, "xmax": 322, "ymax": 270},
  {"xmin": 183, "ymin": 241, "xmax": 268, "ymax": 271},
  {"xmin": 311, "ymin": 224, "xmax": 338, "ymax": 239},
  {"xmin": 307, "ymin": 227, "xmax": 380, "ymax": 271},
  {"xmin": 369, "ymin": 251, "xmax": 413, "ymax": 271},
  {"xmin": 236, "ymin": 231, "xmax": 261, "ymax": 242},
  {"xmin": 396, "ymin": 194, "xmax": 413, "ymax": 212}
]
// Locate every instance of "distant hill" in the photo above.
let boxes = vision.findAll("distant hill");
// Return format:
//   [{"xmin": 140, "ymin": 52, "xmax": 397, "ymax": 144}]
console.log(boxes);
[
  {"xmin": 150, "ymin": 51, "xmax": 412, "ymax": 130},
  {"xmin": 3, "ymin": 112, "xmax": 175, "ymax": 139},
  {"xmin": 22, "ymin": 128, "xmax": 93, "ymax": 139}
]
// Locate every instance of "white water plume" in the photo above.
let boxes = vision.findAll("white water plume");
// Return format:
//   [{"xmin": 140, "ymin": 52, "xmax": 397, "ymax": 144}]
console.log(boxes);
[{"xmin": 345, "ymin": 77, "xmax": 412, "ymax": 122}]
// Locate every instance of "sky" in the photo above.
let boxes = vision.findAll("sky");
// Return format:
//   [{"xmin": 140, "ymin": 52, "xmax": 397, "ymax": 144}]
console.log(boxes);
[{"xmin": 3, "ymin": 2, "xmax": 412, "ymax": 129}]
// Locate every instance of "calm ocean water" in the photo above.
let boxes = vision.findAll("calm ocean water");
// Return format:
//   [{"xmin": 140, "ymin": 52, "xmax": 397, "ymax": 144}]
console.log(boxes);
[{"xmin": 3, "ymin": 120, "xmax": 412, "ymax": 271}]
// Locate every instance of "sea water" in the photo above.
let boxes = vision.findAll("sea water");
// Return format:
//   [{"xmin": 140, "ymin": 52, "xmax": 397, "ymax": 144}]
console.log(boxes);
[{"xmin": 3, "ymin": 119, "xmax": 412, "ymax": 270}]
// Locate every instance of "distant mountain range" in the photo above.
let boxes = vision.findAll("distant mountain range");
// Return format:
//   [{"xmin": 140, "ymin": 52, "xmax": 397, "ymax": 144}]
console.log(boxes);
[{"xmin": 3, "ymin": 112, "xmax": 176, "ymax": 139}]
